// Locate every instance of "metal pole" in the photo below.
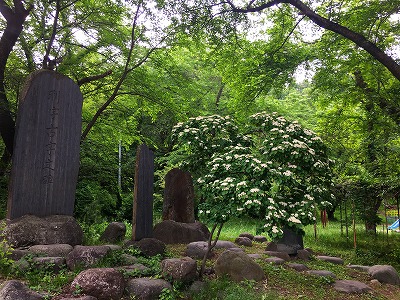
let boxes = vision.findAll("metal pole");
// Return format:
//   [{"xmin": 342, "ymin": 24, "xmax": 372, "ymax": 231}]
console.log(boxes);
[{"xmin": 118, "ymin": 140, "xmax": 122, "ymax": 191}]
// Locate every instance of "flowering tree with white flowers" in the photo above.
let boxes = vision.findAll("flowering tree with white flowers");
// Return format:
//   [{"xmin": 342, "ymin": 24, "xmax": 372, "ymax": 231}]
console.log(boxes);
[{"xmin": 169, "ymin": 112, "xmax": 333, "ymax": 241}]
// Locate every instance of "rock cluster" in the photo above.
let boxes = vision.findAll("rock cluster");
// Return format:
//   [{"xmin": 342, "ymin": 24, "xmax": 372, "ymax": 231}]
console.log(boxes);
[{"xmin": 1, "ymin": 226, "xmax": 400, "ymax": 299}]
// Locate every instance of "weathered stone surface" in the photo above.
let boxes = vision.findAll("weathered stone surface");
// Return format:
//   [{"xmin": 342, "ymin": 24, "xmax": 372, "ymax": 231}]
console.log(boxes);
[
  {"xmin": 235, "ymin": 237, "xmax": 252, "ymax": 247},
  {"xmin": 185, "ymin": 241, "xmax": 213, "ymax": 259},
  {"xmin": 296, "ymin": 249, "xmax": 312, "ymax": 261},
  {"xmin": 9, "ymin": 248, "xmax": 30, "ymax": 260},
  {"xmin": 253, "ymin": 235, "xmax": 267, "ymax": 243},
  {"xmin": 8, "ymin": 70, "xmax": 82, "ymax": 220},
  {"xmin": 264, "ymin": 251, "xmax": 291, "ymax": 261},
  {"xmin": 66, "ymin": 245, "xmax": 111, "ymax": 270},
  {"xmin": 307, "ymin": 270, "xmax": 336, "ymax": 279},
  {"xmin": 316, "ymin": 255, "xmax": 344, "ymax": 265},
  {"xmin": 163, "ymin": 168, "xmax": 195, "ymax": 223},
  {"xmin": 368, "ymin": 265, "xmax": 400, "ymax": 285},
  {"xmin": 265, "ymin": 257, "xmax": 285, "ymax": 265},
  {"xmin": 161, "ymin": 257, "xmax": 197, "ymax": 282},
  {"xmin": 0, "ymin": 280, "xmax": 44, "ymax": 300},
  {"xmin": 248, "ymin": 254, "xmax": 263, "ymax": 260},
  {"xmin": 333, "ymin": 280, "xmax": 372, "ymax": 293},
  {"xmin": 58, "ymin": 297, "xmax": 97, "ymax": 300},
  {"xmin": 214, "ymin": 240, "xmax": 237, "ymax": 249},
  {"xmin": 126, "ymin": 278, "xmax": 172, "ymax": 300},
  {"xmin": 239, "ymin": 232, "xmax": 254, "ymax": 240},
  {"xmin": 153, "ymin": 220, "xmax": 210, "ymax": 244},
  {"xmin": 185, "ymin": 240, "xmax": 238, "ymax": 259},
  {"xmin": 287, "ymin": 263, "xmax": 309, "ymax": 272},
  {"xmin": 99, "ymin": 222, "xmax": 126, "ymax": 244},
  {"xmin": 29, "ymin": 244, "xmax": 73, "ymax": 257},
  {"xmin": 215, "ymin": 250, "xmax": 265, "ymax": 282},
  {"xmin": 347, "ymin": 265, "xmax": 371, "ymax": 272},
  {"xmin": 71, "ymin": 268, "xmax": 125, "ymax": 300},
  {"xmin": 120, "ymin": 254, "xmax": 138, "ymax": 265},
  {"xmin": 32, "ymin": 256, "xmax": 66, "ymax": 272},
  {"xmin": 132, "ymin": 144, "xmax": 154, "ymax": 241},
  {"xmin": 126, "ymin": 238, "xmax": 166, "ymax": 257},
  {"xmin": 5, "ymin": 215, "xmax": 83, "ymax": 247}
]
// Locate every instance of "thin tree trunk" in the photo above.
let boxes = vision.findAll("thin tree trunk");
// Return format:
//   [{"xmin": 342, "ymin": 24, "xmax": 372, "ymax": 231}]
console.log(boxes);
[
  {"xmin": 228, "ymin": 0, "xmax": 400, "ymax": 81},
  {"xmin": 0, "ymin": 1, "xmax": 32, "ymax": 158}
]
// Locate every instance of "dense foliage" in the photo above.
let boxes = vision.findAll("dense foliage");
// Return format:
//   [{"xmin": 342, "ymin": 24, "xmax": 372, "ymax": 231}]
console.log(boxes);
[{"xmin": 169, "ymin": 113, "xmax": 333, "ymax": 239}]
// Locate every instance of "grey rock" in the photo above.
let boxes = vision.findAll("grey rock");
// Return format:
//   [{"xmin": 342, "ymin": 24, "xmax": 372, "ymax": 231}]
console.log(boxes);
[
  {"xmin": 296, "ymin": 249, "xmax": 312, "ymax": 261},
  {"xmin": 265, "ymin": 257, "xmax": 285, "ymax": 265},
  {"xmin": 215, "ymin": 250, "xmax": 265, "ymax": 282},
  {"xmin": 5, "ymin": 215, "xmax": 83, "ymax": 247},
  {"xmin": 153, "ymin": 220, "xmax": 210, "ymax": 244},
  {"xmin": 126, "ymin": 238, "xmax": 166, "ymax": 257},
  {"xmin": 287, "ymin": 263, "xmax": 309, "ymax": 272},
  {"xmin": 368, "ymin": 265, "xmax": 400, "ymax": 285},
  {"xmin": 9, "ymin": 248, "xmax": 30, "ymax": 260},
  {"xmin": 185, "ymin": 241, "xmax": 213, "ymax": 259},
  {"xmin": 347, "ymin": 265, "xmax": 371, "ymax": 272},
  {"xmin": 161, "ymin": 257, "xmax": 197, "ymax": 282},
  {"xmin": 99, "ymin": 222, "xmax": 126, "ymax": 244},
  {"xmin": 253, "ymin": 235, "xmax": 267, "ymax": 243},
  {"xmin": 239, "ymin": 232, "xmax": 254, "ymax": 240},
  {"xmin": 66, "ymin": 245, "xmax": 111, "ymax": 270},
  {"xmin": 32, "ymin": 256, "xmax": 66, "ymax": 272},
  {"xmin": 126, "ymin": 278, "xmax": 172, "ymax": 300},
  {"xmin": 70, "ymin": 268, "xmax": 125, "ymax": 300},
  {"xmin": 118, "ymin": 263, "xmax": 150, "ymax": 275},
  {"xmin": 248, "ymin": 254, "xmax": 263, "ymax": 260},
  {"xmin": 235, "ymin": 237, "xmax": 252, "ymax": 247},
  {"xmin": 333, "ymin": 280, "xmax": 372, "ymax": 293},
  {"xmin": 0, "ymin": 280, "xmax": 44, "ymax": 300},
  {"xmin": 264, "ymin": 251, "xmax": 291, "ymax": 261},
  {"xmin": 188, "ymin": 281, "xmax": 206, "ymax": 294},
  {"xmin": 29, "ymin": 244, "xmax": 73, "ymax": 257},
  {"xmin": 316, "ymin": 255, "xmax": 344, "ymax": 265}
]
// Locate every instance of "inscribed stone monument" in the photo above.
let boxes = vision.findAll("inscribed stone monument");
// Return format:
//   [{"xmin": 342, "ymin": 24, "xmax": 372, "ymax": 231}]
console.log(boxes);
[
  {"xmin": 163, "ymin": 168, "xmax": 195, "ymax": 223},
  {"xmin": 132, "ymin": 144, "xmax": 154, "ymax": 240},
  {"xmin": 7, "ymin": 70, "xmax": 83, "ymax": 220}
]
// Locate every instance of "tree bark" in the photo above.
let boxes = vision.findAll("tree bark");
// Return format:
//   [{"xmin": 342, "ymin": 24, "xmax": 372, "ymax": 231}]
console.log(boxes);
[
  {"xmin": 0, "ymin": 0, "xmax": 33, "ymax": 156},
  {"xmin": 227, "ymin": 0, "xmax": 400, "ymax": 81}
]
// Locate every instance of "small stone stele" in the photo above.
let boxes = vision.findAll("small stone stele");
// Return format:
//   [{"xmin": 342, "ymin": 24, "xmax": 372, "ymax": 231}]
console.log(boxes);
[{"xmin": 163, "ymin": 168, "xmax": 195, "ymax": 223}]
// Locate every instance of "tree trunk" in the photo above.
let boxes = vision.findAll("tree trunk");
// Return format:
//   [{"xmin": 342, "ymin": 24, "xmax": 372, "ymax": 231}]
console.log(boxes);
[
  {"xmin": 229, "ymin": 0, "xmax": 400, "ymax": 81},
  {"xmin": 0, "ymin": 1, "xmax": 32, "ymax": 157}
]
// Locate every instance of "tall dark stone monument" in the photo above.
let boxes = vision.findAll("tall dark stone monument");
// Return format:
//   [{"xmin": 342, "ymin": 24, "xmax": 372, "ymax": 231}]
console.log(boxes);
[
  {"xmin": 163, "ymin": 168, "xmax": 195, "ymax": 223},
  {"xmin": 7, "ymin": 70, "xmax": 83, "ymax": 220},
  {"xmin": 132, "ymin": 144, "xmax": 154, "ymax": 241}
]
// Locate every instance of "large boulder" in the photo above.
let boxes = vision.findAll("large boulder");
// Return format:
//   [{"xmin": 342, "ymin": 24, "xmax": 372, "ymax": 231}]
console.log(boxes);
[
  {"xmin": 99, "ymin": 222, "xmax": 126, "ymax": 244},
  {"xmin": 0, "ymin": 280, "xmax": 44, "ymax": 300},
  {"xmin": 215, "ymin": 250, "xmax": 265, "ymax": 282},
  {"xmin": 126, "ymin": 278, "xmax": 172, "ymax": 300},
  {"xmin": 70, "ymin": 268, "xmax": 125, "ymax": 300},
  {"xmin": 66, "ymin": 245, "xmax": 111, "ymax": 270},
  {"xmin": 4, "ymin": 215, "xmax": 83, "ymax": 247},
  {"xmin": 153, "ymin": 220, "xmax": 210, "ymax": 244},
  {"xmin": 368, "ymin": 265, "xmax": 400, "ymax": 285},
  {"xmin": 161, "ymin": 257, "xmax": 198, "ymax": 282}
]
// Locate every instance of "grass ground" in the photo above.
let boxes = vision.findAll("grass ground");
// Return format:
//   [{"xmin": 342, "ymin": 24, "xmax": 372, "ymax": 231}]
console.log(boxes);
[
  {"xmin": 1, "ymin": 217, "xmax": 400, "ymax": 299},
  {"xmin": 190, "ymin": 217, "xmax": 400, "ymax": 300}
]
